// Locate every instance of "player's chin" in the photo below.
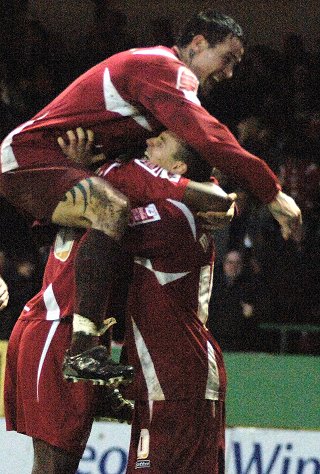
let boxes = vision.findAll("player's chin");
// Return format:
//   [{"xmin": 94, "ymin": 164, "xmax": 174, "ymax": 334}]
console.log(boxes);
[{"xmin": 200, "ymin": 75, "xmax": 218, "ymax": 96}]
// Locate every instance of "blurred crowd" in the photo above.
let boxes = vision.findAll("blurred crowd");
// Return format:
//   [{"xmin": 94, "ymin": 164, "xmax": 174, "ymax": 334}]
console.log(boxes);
[{"xmin": 0, "ymin": 5, "xmax": 319, "ymax": 354}]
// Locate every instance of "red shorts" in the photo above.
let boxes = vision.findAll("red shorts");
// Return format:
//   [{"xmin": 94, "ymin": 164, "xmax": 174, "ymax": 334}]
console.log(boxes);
[
  {"xmin": 0, "ymin": 142, "xmax": 93, "ymax": 220},
  {"xmin": 4, "ymin": 317, "xmax": 97, "ymax": 455},
  {"xmin": 127, "ymin": 399, "xmax": 225, "ymax": 473}
]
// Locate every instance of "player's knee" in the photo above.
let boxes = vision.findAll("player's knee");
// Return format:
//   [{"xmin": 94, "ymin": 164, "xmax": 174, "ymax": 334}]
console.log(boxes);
[
  {"xmin": 51, "ymin": 176, "xmax": 130, "ymax": 238},
  {"xmin": 92, "ymin": 176, "xmax": 130, "ymax": 216},
  {"xmin": 91, "ymin": 175, "xmax": 125, "ymax": 198},
  {"xmin": 88, "ymin": 177, "xmax": 131, "ymax": 238}
]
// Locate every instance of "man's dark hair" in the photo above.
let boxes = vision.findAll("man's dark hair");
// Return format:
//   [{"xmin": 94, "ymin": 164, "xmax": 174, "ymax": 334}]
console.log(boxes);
[
  {"xmin": 174, "ymin": 141, "xmax": 213, "ymax": 182},
  {"xmin": 176, "ymin": 10, "xmax": 245, "ymax": 48}
]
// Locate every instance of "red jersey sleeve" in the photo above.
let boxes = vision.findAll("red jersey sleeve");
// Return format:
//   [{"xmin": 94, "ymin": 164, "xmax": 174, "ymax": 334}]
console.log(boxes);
[
  {"xmin": 97, "ymin": 159, "xmax": 189, "ymax": 207},
  {"xmin": 116, "ymin": 48, "xmax": 280, "ymax": 203}
]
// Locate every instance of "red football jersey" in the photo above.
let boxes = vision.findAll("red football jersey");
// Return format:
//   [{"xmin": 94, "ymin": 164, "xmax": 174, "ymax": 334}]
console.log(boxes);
[
  {"xmin": 124, "ymin": 198, "xmax": 226, "ymax": 402},
  {"xmin": 18, "ymin": 157, "xmax": 225, "ymax": 401},
  {"xmin": 18, "ymin": 158, "xmax": 188, "ymax": 322},
  {"xmin": 0, "ymin": 46, "xmax": 279, "ymax": 202}
]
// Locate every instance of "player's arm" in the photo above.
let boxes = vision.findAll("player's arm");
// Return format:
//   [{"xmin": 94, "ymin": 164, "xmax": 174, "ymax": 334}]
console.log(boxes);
[
  {"xmin": 57, "ymin": 127, "xmax": 300, "ymax": 240},
  {"xmin": 124, "ymin": 52, "xmax": 279, "ymax": 203},
  {"xmin": 267, "ymin": 191, "xmax": 302, "ymax": 241},
  {"xmin": 0, "ymin": 276, "xmax": 9, "ymax": 311},
  {"xmin": 123, "ymin": 54, "xmax": 302, "ymax": 240},
  {"xmin": 184, "ymin": 180, "xmax": 301, "ymax": 239},
  {"xmin": 58, "ymin": 128, "xmax": 235, "ymax": 213},
  {"xmin": 196, "ymin": 203, "xmax": 237, "ymax": 230},
  {"xmin": 183, "ymin": 181, "xmax": 237, "ymax": 229},
  {"xmin": 183, "ymin": 180, "xmax": 235, "ymax": 212}
]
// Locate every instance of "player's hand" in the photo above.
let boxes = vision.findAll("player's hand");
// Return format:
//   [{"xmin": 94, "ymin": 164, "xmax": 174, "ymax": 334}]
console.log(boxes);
[
  {"xmin": 57, "ymin": 127, "xmax": 106, "ymax": 166},
  {"xmin": 0, "ymin": 276, "xmax": 9, "ymax": 311},
  {"xmin": 268, "ymin": 191, "xmax": 302, "ymax": 242},
  {"xmin": 197, "ymin": 195, "xmax": 237, "ymax": 230}
]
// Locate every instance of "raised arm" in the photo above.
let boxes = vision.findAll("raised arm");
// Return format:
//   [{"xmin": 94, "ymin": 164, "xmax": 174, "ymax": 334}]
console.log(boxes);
[
  {"xmin": 121, "ymin": 52, "xmax": 302, "ymax": 239},
  {"xmin": 58, "ymin": 127, "xmax": 301, "ymax": 241},
  {"xmin": 121, "ymin": 50, "xmax": 279, "ymax": 203},
  {"xmin": 183, "ymin": 180, "xmax": 235, "ymax": 212}
]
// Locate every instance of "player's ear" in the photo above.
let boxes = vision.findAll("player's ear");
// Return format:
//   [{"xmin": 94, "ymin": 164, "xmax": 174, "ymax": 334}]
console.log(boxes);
[
  {"xmin": 171, "ymin": 161, "xmax": 187, "ymax": 175},
  {"xmin": 190, "ymin": 34, "xmax": 208, "ymax": 53}
]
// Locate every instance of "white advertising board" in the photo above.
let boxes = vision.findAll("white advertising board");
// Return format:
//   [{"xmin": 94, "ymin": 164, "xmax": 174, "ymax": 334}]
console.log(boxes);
[
  {"xmin": 226, "ymin": 427, "xmax": 320, "ymax": 474},
  {"xmin": 0, "ymin": 419, "xmax": 319, "ymax": 473}
]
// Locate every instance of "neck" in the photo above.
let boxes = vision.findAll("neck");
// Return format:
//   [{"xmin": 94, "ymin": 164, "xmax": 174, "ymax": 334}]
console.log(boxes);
[{"xmin": 172, "ymin": 45, "xmax": 190, "ymax": 67}]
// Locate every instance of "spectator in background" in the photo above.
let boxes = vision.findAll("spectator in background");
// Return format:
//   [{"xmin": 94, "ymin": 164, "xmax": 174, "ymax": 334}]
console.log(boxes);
[
  {"xmin": 149, "ymin": 16, "xmax": 175, "ymax": 47},
  {"xmin": 282, "ymin": 32, "xmax": 310, "ymax": 76},
  {"xmin": 284, "ymin": 60, "xmax": 320, "ymax": 122},
  {"xmin": 17, "ymin": 62, "xmax": 60, "ymax": 119},
  {"xmin": 200, "ymin": 43, "xmax": 287, "ymax": 133},
  {"xmin": 3, "ymin": 17, "xmax": 61, "ymax": 120},
  {"xmin": 209, "ymin": 249, "xmax": 274, "ymax": 352},
  {"xmin": 225, "ymin": 114, "xmax": 285, "ymax": 251},
  {"xmin": 83, "ymin": 7, "xmax": 137, "ymax": 70},
  {"xmin": 0, "ymin": 250, "xmax": 11, "ymax": 318},
  {"xmin": 235, "ymin": 44, "xmax": 287, "ymax": 122},
  {"xmin": 225, "ymin": 114, "xmax": 315, "ymax": 330},
  {"xmin": 236, "ymin": 115, "xmax": 283, "ymax": 173},
  {"xmin": 276, "ymin": 123, "xmax": 320, "ymax": 327},
  {"xmin": 0, "ymin": 60, "xmax": 28, "ymax": 139},
  {"xmin": 0, "ymin": 196, "xmax": 39, "ymax": 262}
]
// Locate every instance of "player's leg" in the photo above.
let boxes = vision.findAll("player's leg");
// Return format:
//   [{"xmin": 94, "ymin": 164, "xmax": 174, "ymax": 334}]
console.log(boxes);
[
  {"xmin": 94, "ymin": 386, "xmax": 134, "ymax": 423},
  {"xmin": 5, "ymin": 317, "xmax": 131, "ymax": 470},
  {"xmin": 52, "ymin": 176, "xmax": 128, "ymax": 342},
  {"xmin": 51, "ymin": 176, "xmax": 129, "ymax": 239},
  {"xmin": 51, "ymin": 176, "xmax": 134, "ymax": 385},
  {"xmin": 127, "ymin": 399, "xmax": 225, "ymax": 473},
  {"xmin": 0, "ymin": 160, "xmax": 133, "ymax": 385},
  {"xmin": 32, "ymin": 439, "xmax": 80, "ymax": 474},
  {"xmin": 4, "ymin": 318, "xmax": 85, "ymax": 473}
]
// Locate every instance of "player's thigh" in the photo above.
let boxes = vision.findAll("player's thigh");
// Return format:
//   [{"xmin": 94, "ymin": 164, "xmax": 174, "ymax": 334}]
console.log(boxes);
[
  {"xmin": 32, "ymin": 438, "xmax": 81, "ymax": 474},
  {"xmin": 4, "ymin": 319, "xmax": 27, "ymax": 428},
  {"xmin": 13, "ymin": 318, "xmax": 96, "ymax": 454},
  {"xmin": 0, "ymin": 161, "xmax": 93, "ymax": 221},
  {"xmin": 127, "ymin": 399, "xmax": 225, "ymax": 474},
  {"xmin": 0, "ymin": 145, "xmax": 130, "ymax": 236}
]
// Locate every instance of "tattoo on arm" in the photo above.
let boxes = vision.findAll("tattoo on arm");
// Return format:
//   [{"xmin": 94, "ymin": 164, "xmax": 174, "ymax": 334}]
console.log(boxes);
[{"xmin": 60, "ymin": 178, "xmax": 95, "ymax": 212}]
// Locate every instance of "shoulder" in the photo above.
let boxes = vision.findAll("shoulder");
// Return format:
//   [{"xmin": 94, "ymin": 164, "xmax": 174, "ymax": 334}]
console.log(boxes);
[
  {"xmin": 129, "ymin": 46, "xmax": 180, "ymax": 62},
  {"xmin": 110, "ymin": 46, "xmax": 182, "ymax": 72}
]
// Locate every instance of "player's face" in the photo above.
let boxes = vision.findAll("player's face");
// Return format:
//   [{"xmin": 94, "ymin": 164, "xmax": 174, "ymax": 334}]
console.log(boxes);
[
  {"xmin": 145, "ymin": 131, "xmax": 184, "ymax": 172},
  {"xmin": 190, "ymin": 34, "xmax": 244, "ymax": 85}
]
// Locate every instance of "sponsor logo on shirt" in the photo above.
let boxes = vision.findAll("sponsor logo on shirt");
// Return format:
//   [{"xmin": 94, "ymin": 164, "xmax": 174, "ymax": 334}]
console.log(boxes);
[
  {"xmin": 135, "ymin": 459, "xmax": 151, "ymax": 469},
  {"xmin": 129, "ymin": 203, "xmax": 161, "ymax": 226}
]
